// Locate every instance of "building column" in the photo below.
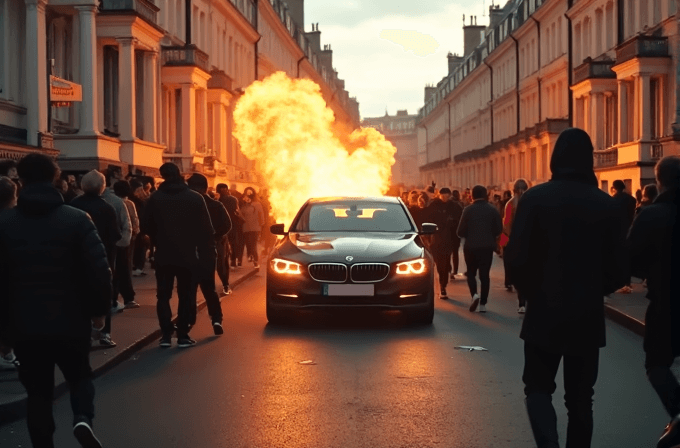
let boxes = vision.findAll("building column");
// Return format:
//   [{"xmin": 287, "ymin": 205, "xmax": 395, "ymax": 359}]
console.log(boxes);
[
  {"xmin": 143, "ymin": 50, "xmax": 158, "ymax": 142},
  {"xmin": 25, "ymin": 0, "xmax": 48, "ymax": 146},
  {"xmin": 591, "ymin": 92, "xmax": 605, "ymax": 150},
  {"xmin": 200, "ymin": 89, "xmax": 208, "ymax": 152},
  {"xmin": 640, "ymin": 73, "xmax": 651, "ymax": 141},
  {"xmin": 618, "ymin": 79, "xmax": 628, "ymax": 144},
  {"xmin": 583, "ymin": 93, "xmax": 591, "ymax": 136},
  {"xmin": 117, "ymin": 37, "xmax": 136, "ymax": 141},
  {"xmin": 181, "ymin": 83, "xmax": 196, "ymax": 160},
  {"xmin": 75, "ymin": 5, "xmax": 99, "ymax": 135}
]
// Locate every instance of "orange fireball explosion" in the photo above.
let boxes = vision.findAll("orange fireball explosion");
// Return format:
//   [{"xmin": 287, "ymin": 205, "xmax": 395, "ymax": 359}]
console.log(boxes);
[{"xmin": 233, "ymin": 72, "xmax": 397, "ymax": 228}]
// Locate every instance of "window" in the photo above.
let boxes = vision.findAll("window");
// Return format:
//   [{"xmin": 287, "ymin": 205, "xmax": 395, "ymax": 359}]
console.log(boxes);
[
  {"xmin": 605, "ymin": 94, "xmax": 618, "ymax": 148},
  {"xmin": 103, "ymin": 46, "xmax": 119, "ymax": 135},
  {"xmin": 601, "ymin": 180, "xmax": 608, "ymax": 192}
]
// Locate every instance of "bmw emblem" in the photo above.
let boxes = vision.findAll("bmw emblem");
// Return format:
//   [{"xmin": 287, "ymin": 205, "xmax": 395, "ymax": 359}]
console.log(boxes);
[{"xmin": 346, "ymin": 256, "xmax": 354, "ymax": 262}]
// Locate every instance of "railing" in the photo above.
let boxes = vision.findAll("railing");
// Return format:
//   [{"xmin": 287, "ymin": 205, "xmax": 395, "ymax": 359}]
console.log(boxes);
[
  {"xmin": 99, "ymin": 0, "xmax": 159, "ymax": 24},
  {"xmin": 651, "ymin": 143, "xmax": 663, "ymax": 160},
  {"xmin": 207, "ymin": 70, "xmax": 232, "ymax": 91},
  {"xmin": 162, "ymin": 45, "xmax": 210, "ymax": 74},
  {"xmin": 593, "ymin": 147, "xmax": 618, "ymax": 168},
  {"xmin": 616, "ymin": 35, "xmax": 669, "ymax": 64},
  {"xmin": 573, "ymin": 59, "xmax": 616, "ymax": 84}
]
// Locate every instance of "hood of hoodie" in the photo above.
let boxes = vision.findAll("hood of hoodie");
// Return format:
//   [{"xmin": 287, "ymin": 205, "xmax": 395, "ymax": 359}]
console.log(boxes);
[
  {"xmin": 158, "ymin": 179, "xmax": 189, "ymax": 195},
  {"xmin": 550, "ymin": 128, "xmax": 598, "ymax": 186},
  {"xmin": 16, "ymin": 183, "xmax": 64, "ymax": 216}
]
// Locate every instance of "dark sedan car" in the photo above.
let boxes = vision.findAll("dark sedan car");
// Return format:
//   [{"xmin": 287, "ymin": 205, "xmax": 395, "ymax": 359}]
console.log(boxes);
[{"xmin": 266, "ymin": 197, "xmax": 437, "ymax": 324}]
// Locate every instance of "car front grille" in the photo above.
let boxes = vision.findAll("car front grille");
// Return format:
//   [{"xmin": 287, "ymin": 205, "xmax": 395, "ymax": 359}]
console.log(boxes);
[
  {"xmin": 308, "ymin": 263, "xmax": 348, "ymax": 283},
  {"xmin": 350, "ymin": 263, "xmax": 391, "ymax": 283}
]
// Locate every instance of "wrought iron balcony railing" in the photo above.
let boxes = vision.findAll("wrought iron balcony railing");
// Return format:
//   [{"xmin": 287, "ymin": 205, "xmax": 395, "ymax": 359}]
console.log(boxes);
[
  {"xmin": 593, "ymin": 147, "xmax": 618, "ymax": 168},
  {"xmin": 99, "ymin": 0, "xmax": 159, "ymax": 25},
  {"xmin": 162, "ymin": 45, "xmax": 210, "ymax": 74},
  {"xmin": 616, "ymin": 35, "xmax": 669, "ymax": 65},
  {"xmin": 573, "ymin": 59, "xmax": 616, "ymax": 85}
]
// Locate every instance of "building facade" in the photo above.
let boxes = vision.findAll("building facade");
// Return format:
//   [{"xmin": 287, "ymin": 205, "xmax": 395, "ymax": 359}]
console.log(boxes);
[
  {"xmin": 417, "ymin": 0, "xmax": 680, "ymax": 196},
  {"xmin": 0, "ymin": 0, "xmax": 360, "ymax": 189}
]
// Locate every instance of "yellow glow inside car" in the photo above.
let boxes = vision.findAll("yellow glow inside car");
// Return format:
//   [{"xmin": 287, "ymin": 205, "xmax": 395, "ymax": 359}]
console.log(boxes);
[{"xmin": 395, "ymin": 259, "xmax": 427, "ymax": 275}]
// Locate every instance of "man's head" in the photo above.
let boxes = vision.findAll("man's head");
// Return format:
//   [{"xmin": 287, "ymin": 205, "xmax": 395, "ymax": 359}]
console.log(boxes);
[
  {"xmin": 159, "ymin": 162, "xmax": 182, "ymax": 181},
  {"xmin": 113, "ymin": 180, "xmax": 132, "ymax": 198},
  {"xmin": 105, "ymin": 166, "xmax": 123, "ymax": 187},
  {"xmin": 130, "ymin": 179, "xmax": 144, "ymax": 197},
  {"xmin": 0, "ymin": 159, "xmax": 18, "ymax": 179},
  {"xmin": 17, "ymin": 154, "xmax": 60, "ymax": 185},
  {"xmin": 230, "ymin": 183, "xmax": 239, "ymax": 193},
  {"xmin": 187, "ymin": 173, "xmax": 209, "ymax": 194},
  {"xmin": 551, "ymin": 128, "xmax": 597, "ymax": 186},
  {"xmin": 451, "ymin": 190, "xmax": 461, "ymax": 201},
  {"xmin": 0, "ymin": 176, "xmax": 17, "ymax": 209},
  {"xmin": 513, "ymin": 178, "xmax": 529, "ymax": 195},
  {"xmin": 80, "ymin": 170, "xmax": 106, "ymax": 196},
  {"xmin": 612, "ymin": 179, "xmax": 626, "ymax": 193},
  {"xmin": 642, "ymin": 183, "xmax": 658, "ymax": 202},
  {"xmin": 438, "ymin": 187, "xmax": 451, "ymax": 202},
  {"xmin": 471, "ymin": 185, "xmax": 487, "ymax": 201},
  {"xmin": 503, "ymin": 190, "xmax": 512, "ymax": 201},
  {"xmin": 655, "ymin": 155, "xmax": 680, "ymax": 193},
  {"xmin": 216, "ymin": 183, "xmax": 228, "ymax": 195}
]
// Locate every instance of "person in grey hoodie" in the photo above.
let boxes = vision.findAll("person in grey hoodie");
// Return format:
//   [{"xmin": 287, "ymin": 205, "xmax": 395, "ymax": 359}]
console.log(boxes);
[
  {"xmin": 102, "ymin": 168, "xmax": 131, "ymax": 314},
  {"xmin": 241, "ymin": 192, "xmax": 265, "ymax": 268}
]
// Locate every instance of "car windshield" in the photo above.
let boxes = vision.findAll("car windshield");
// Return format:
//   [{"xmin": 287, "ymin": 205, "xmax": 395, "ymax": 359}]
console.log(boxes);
[{"xmin": 292, "ymin": 200, "xmax": 414, "ymax": 232}]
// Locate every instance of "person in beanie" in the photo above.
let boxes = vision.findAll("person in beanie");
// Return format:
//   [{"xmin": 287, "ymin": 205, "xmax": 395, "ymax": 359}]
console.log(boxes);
[
  {"xmin": 0, "ymin": 154, "xmax": 111, "ymax": 448},
  {"xmin": 187, "ymin": 174, "xmax": 231, "ymax": 335},
  {"xmin": 504, "ymin": 128, "xmax": 625, "ymax": 448},
  {"xmin": 141, "ymin": 163, "xmax": 215, "ymax": 347},
  {"xmin": 425, "ymin": 187, "xmax": 458, "ymax": 299},
  {"xmin": 457, "ymin": 185, "xmax": 502, "ymax": 313},
  {"xmin": 610, "ymin": 179, "xmax": 637, "ymax": 294},
  {"xmin": 627, "ymin": 156, "xmax": 680, "ymax": 448}
]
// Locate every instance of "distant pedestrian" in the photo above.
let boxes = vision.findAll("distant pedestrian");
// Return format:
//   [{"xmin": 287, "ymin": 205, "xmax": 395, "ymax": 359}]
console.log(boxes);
[
  {"xmin": 259, "ymin": 188, "xmax": 277, "ymax": 257},
  {"xmin": 627, "ymin": 156, "xmax": 680, "ymax": 448},
  {"xmin": 635, "ymin": 183, "xmax": 658, "ymax": 217},
  {"xmin": 188, "ymin": 174, "xmax": 231, "ymax": 336},
  {"xmin": 635, "ymin": 188, "xmax": 643, "ymax": 208},
  {"xmin": 0, "ymin": 176, "xmax": 19, "ymax": 371},
  {"xmin": 129, "ymin": 179, "xmax": 150, "ymax": 276},
  {"xmin": 611, "ymin": 179, "xmax": 637, "ymax": 294},
  {"xmin": 0, "ymin": 159, "xmax": 18, "ymax": 181},
  {"xmin": 448, "ymin": 190, "xmax": 465, "ymax": 281},
  {"xmin": 425, "ymin": 188, "xmax": 458, "ymax": 299},
  {"xmin": 141, "ymin": 163, "xmax": 215, "ymax": 348},
  {"xmin": 241, "ymin": 192, "xmax": 265, "ymax": 268},
  {"xmin": 501, "ymin": 178, "xmax": 530, "ymax": 314},
  {"xmin": 112, "ymin": 180, "xmax": 140, "ymax": 309},
  {"xmin": 504, "ymin": 128, "xmax": 625, "ymax": 448},
  {"xmin": 216, "ymin": 183, "xmax": 240, "ymax": 294},
  {"xmin": 0, "ymin": 154, "xmax": 111, "ymax": 448},
  {"xmin": 229, "ymin": 184, "xmax": 245, "ymax": 268},
  {"xmin": 457, "ymin": 185, "xmax": 502, "ymax": 313}
]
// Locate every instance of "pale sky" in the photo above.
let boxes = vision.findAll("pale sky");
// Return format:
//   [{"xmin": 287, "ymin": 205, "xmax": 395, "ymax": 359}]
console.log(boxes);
[{"xmin": 305, "ymin": 0, "xmax": 493, "ymax": 120}]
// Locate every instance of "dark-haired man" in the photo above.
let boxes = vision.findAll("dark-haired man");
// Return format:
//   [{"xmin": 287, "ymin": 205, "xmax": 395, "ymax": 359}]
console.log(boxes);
[
  {"xmin": 425, "ymin": 187, "xmax": 459, "ymax": 299},
  {"xmin": 0, "ymin": 154, "xmax": 111, "ymax": 448},
  {"xmin": 141, "ymin": 163, "xmax": 215, "ymax": 347},
  {"xmin": 611, "ymin": 179, "xmax": 637, "ymax": 293},
  {"xmin": 217, "ymin": 183, "xmax": 240, "ymax": 293}
]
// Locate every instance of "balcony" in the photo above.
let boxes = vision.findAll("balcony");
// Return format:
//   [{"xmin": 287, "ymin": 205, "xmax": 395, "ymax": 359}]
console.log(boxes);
[
  {"xmin": 616, "ymin": 35, "xmax": 669, "ymax": 65},
  {"xmin": 573, "ymin": 59, "xmax": 616, "ymax": 85},
  {"xmin": 207, "ymin": 70, "xmax": 233, "ymax": 92},
  {"xmin": 593, "ymin": 147, "xmax": 618, "ymax": 169},
  {"xmin": 99, "ymin": 0, "xmax": 159, "ymax": 25},
  {"xmin": 162, "ymin": 45, "xmax": 210, "ymax": 74}
]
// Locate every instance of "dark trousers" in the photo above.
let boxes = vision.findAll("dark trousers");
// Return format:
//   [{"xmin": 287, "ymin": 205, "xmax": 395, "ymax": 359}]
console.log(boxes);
[
  {"xmin": 102, "ymin": 249, "xmax": 118, "ymax": 335},
  {"xmin": 112, "ymin": 245, "xmax": 135, "ymax": 304},
  {"xmin": 229, "ymin": 227, "xmax": 244, "ymax": 265},
  {"xmin": 14, "ymin": 338, "xmax": 95, "ymax": 448},
  {"xmin": 463, "ymin": 247, "xmax": 493, "ymax": 304},
  {"xmin": 132, "ymin": 233, "xmax": 149, "ymax": 271},
  {"xmin": 646, "ymin": 344, "xmax": 680, "ymax": 417},
  {"xmin": 450, "ymin": 239, "xmax": 461, "ymax": 275},
  {"xmin": 432, "ymin": 243, "xmax": 452, "ymax": 289},
  {"xmin": 155, "ymin": 264, "xmax": 198, "ymax": 338},
  {"xmin": 198, "ymin": 259, "xmax": 224, "ymax": 324},
  {"xmin": 523, "ymin": 342, "xmax": 599, "ymax": 448},
  {"xmin": 216, "ymin": 235, "xmax": 229, "ymax": 287},
  {"xmin": 244, "ymin": 231, "xmax": 259, "ymax": 263},
  {"xmin": 503, "ymin": 247, "xmax": 512, "ymax": 287}
]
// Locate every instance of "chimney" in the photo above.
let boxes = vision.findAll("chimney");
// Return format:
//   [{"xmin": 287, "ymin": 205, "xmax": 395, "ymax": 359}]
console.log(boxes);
[
  {"xmin": 447, "ymin": 52, "xmax": 464, "ymax": 75},
  {"xmin": 397, "ymin": 110, "xmax": 408, "ymax": 116},
  {"xmin": 286, "ymin": 0, "xmax": 305, "ymax": 31},
  {"xmin": 463, "ymin": 16, "xmax": 485, "ymax": 57},
  {"xmin": 488, "ymin": 4, "xmax": 504, "ymax": 28},
  {"xmin": 320, "ymin": 44, "xmax": 333, "ymax": 69},
  {"xmin": 424, "ymin": 85, "xmax": 436, "ymax": 102},
  {"xmin": 305, "ymin": 23, "xmax": 321, "ymax": 53}
]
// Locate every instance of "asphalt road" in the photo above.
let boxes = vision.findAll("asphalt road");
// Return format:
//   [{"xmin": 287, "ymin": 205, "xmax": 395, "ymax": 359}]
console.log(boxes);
[{"xmin": 0, "ymin": 257, "xmax": 671, "ymax": 448}]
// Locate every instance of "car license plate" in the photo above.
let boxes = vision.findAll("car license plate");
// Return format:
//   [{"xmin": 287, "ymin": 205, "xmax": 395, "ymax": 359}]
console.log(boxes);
[{"xmin": 323, "ymin": 284, "xmax": 375, "ymax": 296}]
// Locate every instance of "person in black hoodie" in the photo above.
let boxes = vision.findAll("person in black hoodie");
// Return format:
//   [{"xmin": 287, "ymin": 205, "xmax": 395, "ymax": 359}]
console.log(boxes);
[
  {"xmin": 0, "ymin": 154, "xmax": 111, "ymax": 448},
  {"xmin": 627, "ymin": 155, "xmax": 680, "ymax": 448},
  {"xmin": 188, "ymin": 174, "xmax": 231, "ymax": 335},
  {"xmin": 425, "ymin": 187, "xmax": 458, "ymax": 299},
  {"xmin": 216, "ymin": 183, "xmax": 241, "ymax": 294},
  {"xmin": 141, "ymin": 163, "xmax": 215, "ymax": 348},
  {"xmin": 504, "ymin": 128, "xmax": 625, "ymax": 448},
  {"xmin": 611, "ymin": 179, "xmax": 637, "ymax": 293}
]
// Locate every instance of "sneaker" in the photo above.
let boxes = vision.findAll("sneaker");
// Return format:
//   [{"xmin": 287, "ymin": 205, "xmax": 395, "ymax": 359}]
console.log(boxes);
[
  {"xmin": 132, "ymin": 269, "xmax": 143, "ymax": 276},
  {"xmin": 124, "ymin": 301, "xmax": 141, "ymax": 309},
  {"xmin": 248, "ymin": 255, "xmax": 253, "ymax": 262},
  {"xmin": 469, "ymin": 293, "xmax": 480, "ymax": 312},
  {"xmin": 99, "ymin": 334, "xmax": 117, "ymax": 347},
  {"xmin": 73, "ymin": 421, "xmax": 103, "ymax": 448},
  {"xmin": 212, "ymin": 322, "xmax": 224, "ymax": 335},
  {"xmin": 450, "ymin": 273, "xmax": 456, "ymax": 281},
  {"xmin": 159, "ymin": 335, "xmax": 172, "ymax": 347},
  {"xmin": 440, "ymin": 288, "xmax": 448, "ymax": 300},
  {"xmin": 616, "ymin": 285, "xmax": 633, "ymax": 294},
  {"xmin": 221, "ymin": 286, "xmax": 233, "ymax": 296},
  {"xmin": 177, "ymin": 337, "xmax": 197, "ymax": 348},
  {"xmin": 658, "ymin": 413, "xmax": 680, "ymax": 448},
  {"xmin": 518, "ymin": 306, "xmax": 526, "ymax": 314},
  {"xmin": 0, "ymin": 352, "xmax": 18, "ymax": 370},
  {"xmin": 254, "ymin": 261, "xmax": 260, "ymax": 268},
  {"xmin": 111, "ymin": 302, "xmax": 125, "ymax": 313},
  {"xmin": 478, "ymin": 304, "xmax": 487, "ymax": 313}
]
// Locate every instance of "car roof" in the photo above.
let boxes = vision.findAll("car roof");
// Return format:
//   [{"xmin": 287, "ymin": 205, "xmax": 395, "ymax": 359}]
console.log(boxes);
[{"xmin": 306, "ymin": 196, "xmax": 401, "ymax": 204}]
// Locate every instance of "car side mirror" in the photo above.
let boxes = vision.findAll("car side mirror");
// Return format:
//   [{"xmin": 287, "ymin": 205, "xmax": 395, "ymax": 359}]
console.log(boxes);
[
  {"xmin": 419, "ymin": 223, "xmax": 437, "ymax": 235},
  {"xmin": 270, "ymin": 223, "xmax": 286, "ymax": 235}
]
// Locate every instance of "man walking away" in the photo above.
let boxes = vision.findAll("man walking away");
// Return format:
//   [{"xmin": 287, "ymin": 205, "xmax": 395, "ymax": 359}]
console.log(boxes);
[
  {"xmin": 113, "ymin": 180, "xmax": 140, "ymax": 309},
  {"xmin": 425, "ymin": 188, "xmax": 457, "ymax": 299},
  {"xmin": 627, "ymin": 156, "xmax": 680, "ymax": 448},
  {"xmin": 0, "ymin": 154, "xmax": 111, "ymax": 448},
  {"xmin": 501, "ymin": 178, "xmax": 530, "ymax": 313},
  {"xmin": 142, "ymin": 163, "xmax": 215, "ymax": 348},
  {"xmin": 457, "ymin": 185, "xmax": 502, "ymax": 312},
  {"xmin": 504, "ymin": 128, "xmax": 625, "ymax": 448},
  {"xmin": 188, "ymin": 174, "xmax": 231, "ymax": 335},
  {"xmin": 611, "ymin": 179, "xmax": 637, "ymax": 293},
  {"xmin": 216, "ymin": 183, "xmax": 240, "ymax": 294},
  {"xmin": 229, "ymin": 184, "xmax": 245, "ymax": 268},
  {"xmin": 448, "ymin": 190, "xmax": 464, "ymax": 281},
  {"xmin": 241, "ymin": 192, "xmax": 265, "ymax": 268},
  {"xmin": 102, "ymin": 168, "xmax": 131, "ymax": 313}
]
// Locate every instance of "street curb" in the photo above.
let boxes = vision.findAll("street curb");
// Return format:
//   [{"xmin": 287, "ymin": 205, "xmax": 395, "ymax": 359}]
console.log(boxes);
[
  {"xmin": 605, "ymin": 303, "xmax": 645, "ymax": 338},
  {"xmin": 0, "ymin": 268, "xmax": 260, "ymax": 426}
]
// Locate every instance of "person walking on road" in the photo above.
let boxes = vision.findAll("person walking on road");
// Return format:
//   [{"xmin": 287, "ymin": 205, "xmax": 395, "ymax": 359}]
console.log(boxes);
[
  {"xmin": 112, "ymin": 180, "xmax": 140, "ymax": 309},
  {"xmin": 229, "ymin": 184, "xmax": 245, "ymax": 268},
  {"xmin": 241, "ymin": 192, "xmax": 265, "ymax": 269},
  {"xmin": 635, "ymin": 183, "xmax": 658, "ymax": 217},
  {"xmin": 504, "ymin": 128, "xmax": 626, "ymax": 448},
  {"xmin": 501, "ymin": 178, "xmax": 530, "ymax": 313},
  {"xmin": 0, "ymin": 154, "xmax": 112, "ymax": 448},
  {"xmin": 102, "ymin": 169, "xmax": 131, "ymax": 313},
  {"xmin": 457, "ymin": 185, "xmax": 502, "ymax": 312},
  {"xmin": 627, "ymin": 156, "xmax": 680, "ymax": 448},
  {"xmin": 141, "ymin": 163, "xmax": 216, "ymax": 348},
  {"xmin": 611, "ymin": 179, "xmax": 637, "ymax": 294},
  {"xmin": 448, "ymin": 190, "xmax": 465, "ymax": 282},
  {"xmin": 0, "ymin": 176, "xmax": 19, "ymax": 370},
  {"xmin": 216, "ymin": 183, "xmax": 240, "ymax": 294},
  {"xmin": 425, "ymin": 188, "xmax": 458, "ymax": 299},
  {"xmin": 188, "ymin": 174, "xmax": 231, "ymax": 335}
]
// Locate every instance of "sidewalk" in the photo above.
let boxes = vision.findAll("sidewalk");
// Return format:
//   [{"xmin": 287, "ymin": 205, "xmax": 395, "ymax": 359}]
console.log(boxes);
[
  {"xmin": 0, "ymin": 264, "xmax": 259, "ymax": 425},
  {"xmin": 604, "ymin": 278, "xmax": 647, "ymax": 337}
]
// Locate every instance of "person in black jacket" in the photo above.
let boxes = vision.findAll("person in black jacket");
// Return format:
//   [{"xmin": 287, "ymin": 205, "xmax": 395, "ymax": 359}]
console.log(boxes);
[
  {"xmin": 457, "ymin": 185, "xmax": 502, "ymax": 313},
  {"xmin": 425, "ymin": 188, "xmax": 458, "ymax": 299},
  {"xmin": 611, "ymin": 179, "xmax": 637, "ymax": 293},
  {"xmin": 627, "ymin": 156, "xmax": 680, "ymax": 448},
  {"xmin": 448, "ymin": 190, "xmax": 464, "ymax": 281},
  {"xmin": 188, "ymin": 174, "xmax": 231, "ymax": 335},
  {"xmin": 217, "ymin": 183, "xmax": 241, "ymax": 294},
  {"xmin": 141, "ymin": 163, "xmax": 215, "ymax": 348},
  {"xmin": 0, "ymin": 154, "xmax": 111, "ymax": 448},
  {"xmin": 504, "ymin": 128, "xmax": 625, "ymax": 448}
]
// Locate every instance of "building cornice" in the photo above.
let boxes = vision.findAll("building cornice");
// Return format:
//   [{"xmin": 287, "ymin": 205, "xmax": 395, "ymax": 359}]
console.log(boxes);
[
  {"xmin": 210, "ymin": 0, "xmax": 260, "ymax": 43},
  {"xmin": 259, "ymin": 1, "xmax": 304, "ymax": 60}
]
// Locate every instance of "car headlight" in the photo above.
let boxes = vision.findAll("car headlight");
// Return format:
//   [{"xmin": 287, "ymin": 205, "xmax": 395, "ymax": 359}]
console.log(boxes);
[
  {"xmin": 395, "ymin": 258, "xmax": 427, "ymax": 275},
  {"xmin": 270, "ymin": 258, "xmax": 302, "ymax": 275}
]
